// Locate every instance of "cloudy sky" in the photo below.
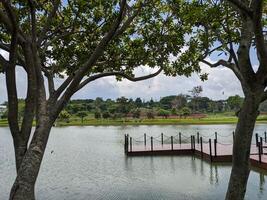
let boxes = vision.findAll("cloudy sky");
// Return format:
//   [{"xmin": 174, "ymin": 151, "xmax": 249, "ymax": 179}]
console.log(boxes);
[{"xmin": 0, "ymin": 58, "xmax": 243, "ymax": 103}]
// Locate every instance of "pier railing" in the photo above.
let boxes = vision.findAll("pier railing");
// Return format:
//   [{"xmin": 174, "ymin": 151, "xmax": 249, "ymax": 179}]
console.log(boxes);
[{"xmin": 124, "ymin": 131, "xmax": 267, "ymax": 163}]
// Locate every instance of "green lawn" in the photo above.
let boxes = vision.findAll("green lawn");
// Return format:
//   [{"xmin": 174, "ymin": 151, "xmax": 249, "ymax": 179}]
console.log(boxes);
[{"xmin": 1, "ymin": 114, "xmax": 267, "ymax": 127}]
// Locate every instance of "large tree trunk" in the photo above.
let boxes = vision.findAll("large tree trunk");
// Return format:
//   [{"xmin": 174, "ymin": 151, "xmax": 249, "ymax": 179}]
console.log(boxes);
[
  {"xmin": 13, "ymin": 139, "xmax": 28, "ymax": 173},
  {"xmin": 9, "ymin": 117, "xmax": 53, "ymax": 200},
  {"xmin": 225, "ymin": 93, "xmax": 262, "ymax": 200}
]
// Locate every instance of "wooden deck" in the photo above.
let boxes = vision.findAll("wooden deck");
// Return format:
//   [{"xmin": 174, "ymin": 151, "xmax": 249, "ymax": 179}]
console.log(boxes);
[{"xmin": 124, "ymin": 133, "xmax": 267, "ymax": 170}]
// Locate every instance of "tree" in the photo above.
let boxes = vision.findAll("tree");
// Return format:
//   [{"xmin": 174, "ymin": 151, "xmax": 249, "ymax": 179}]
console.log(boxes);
[
  {"xmin": 116, "ymin": 97, "xmax": 130, "ymax": 116},
  {"xmin": 58, "ymin": 110, "xmax": 71, "ymax": 123},
  {"xmin": 171, "ymin": 94, "xmax": 187, "ymax": 110},
  {"xmin": 76, "ymin": 111, "xmax": 88, "ymax": 123},
  {"xmin": 189, "ymin": 86, "xmax": 203, "ymax": 112},
  {"xmin": 102, "ymin": 111, "xmax": 111, "ymax": 119},
  {"xmin": 227, "ymin": 95, "xmax": 243, "ymax": 111},
  {"xmin": 134, "ymin": 97, "xmax": 143, "ymax": 108},
  {"xmin": 159, "ymin": 95, "xmax": 177, "ymax": 109},
  {"xmin": 94, "ymin": 111, "xmax": 101, "ymax": 119},
  {"xmin": 189, "ymin": 86, "xmax": 203, "ymax": 98},
  {"xmin": 146, "ymin": 110, "xmax": 155, "ymax": 119},
  {"xmin": 180, "ymin": 107, "xmax": 191, "ymax": 118},
  {"xmin": 132, "ymin": 109, "xmax": 141, "ymax": 119},
  {"xmin": 157, "ymin": 109, "xmax": 171, "ymax": 118},
  {"xmin": 171, "ymin": 108, "xmax": 177, "ymax": 115},
  {"xmin": 170, "ymin": 1, "xmax": 267, "ymax": 199},
  {"xmin": 0, "ymin": 1, "xmax": 198, "ymax": 198}
]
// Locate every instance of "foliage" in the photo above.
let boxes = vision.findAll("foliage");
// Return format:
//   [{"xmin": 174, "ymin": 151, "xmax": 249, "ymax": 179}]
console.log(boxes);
[
  {"xmin": 132, "ymin": 109, "xmax": 141, "ymax": 118},
  {"xmin": 76, "ymin": 111, "xmax": 88, "ymax": 123},
  {"xmin": 189, "ymin": 86, "xmax": 203, "ymax": 98},
  {"xmin": 61, "ymin": 93, "xmax": 244, "ymax": 119},
  {"xmin": 179, "ymin": 107, "xmax": 191, "ymax": 118},
  {"xmin": 226, "ymin": 95, "xmax": 243, "ymax": 111},
  {"xmin": 171, "ymin": 94, "xmax": 188, "ymax": 110},
  {"xmin": 58, "ymin": 110, "xmax": 71, "ymax": 122},
  {"xmin": 94, "ymin": 111, "xmax": 102, "ymax": 119},
  {"xmin": 157, "ymin": 109, "xmax": 171, "ymax": 118},
  {"xmin": 146, "ymin": 110, "xmax": 155, "ymax": 119},
  {"xmin": 102, "ymin": 112, "xmax": 111, "ymax": 119},
  {"xmin": 159, "ymin": 96, "xmax": 177, "ymax": 109}
]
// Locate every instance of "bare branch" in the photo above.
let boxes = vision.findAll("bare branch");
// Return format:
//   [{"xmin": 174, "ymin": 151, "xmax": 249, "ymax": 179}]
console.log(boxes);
[
  {"xmin": 76, "ymin": 67, "xmax": 163, "ymax": 92},
  {"xmin": 201, "ymin": 58, "xmax": 244, "ymax": 83},
  {"xmin": 201, "ymin": 59, "xmax": 230, "ymax": 68}
]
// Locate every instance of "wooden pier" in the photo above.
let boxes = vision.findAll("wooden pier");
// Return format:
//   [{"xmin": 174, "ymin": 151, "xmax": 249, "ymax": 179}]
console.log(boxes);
[{"xmin": 124, "ymin": 132, "xmax": 267, "ymax": 170}]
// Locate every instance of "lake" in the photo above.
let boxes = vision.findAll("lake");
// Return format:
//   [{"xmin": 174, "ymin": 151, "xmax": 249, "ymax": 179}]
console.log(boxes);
[{"xmin": 0, "ymin": 125, "xmax": 267, "ymax": 200}]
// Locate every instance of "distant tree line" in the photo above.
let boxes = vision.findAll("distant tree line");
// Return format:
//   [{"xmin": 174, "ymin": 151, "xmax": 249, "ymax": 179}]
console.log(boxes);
[
  {"xmin": 52, "ymin": 86, "xmax": 252, "ymax": 121},
  {"xmin": 3, "ymin": 88, "xmax": 267, "ymax": 122}
]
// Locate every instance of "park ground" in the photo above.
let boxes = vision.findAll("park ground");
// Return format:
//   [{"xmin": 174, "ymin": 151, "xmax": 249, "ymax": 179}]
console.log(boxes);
[{"xmin": 1, "ymin": 113, "xmax": 267, "ymax": 127}]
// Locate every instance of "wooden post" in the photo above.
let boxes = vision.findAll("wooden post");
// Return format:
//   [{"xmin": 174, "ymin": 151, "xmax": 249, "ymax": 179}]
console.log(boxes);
[
  {"xmin": 214, "ymin": 139, "xmax": 217, "ymax": 157},
  {"xmin": 258, "ymin": 142, "xmax": 262, "ymax": 163},
  {"xmin": 190, "ymin": 135, "xmax": 193, "ymax": 150},
  {"xmin": 200, "ymin": 137, "xmax": 203, "ymax": 158},
  {"xmin": 193, "ymin": 135, "xmax": 196, "ymax": 150},
  {"xmin": 260, "ymin": 137, "xmax": 263, "ymax": 155},
  {"xmin": 124, "ymin": 134, "xmax": 127, "ymax": 153},
  {"xmin": 197, "ymin": 132, "xmax": 200, "ymax": 144},
  {"xmin": 151, "ymin": 136, "xmax": 153, "ymax": 152},
  {"xmin": 215, "ymin": 132, "xmax": 217, "ymax": 141},
  {"xmin": 130, "ymin": 137, "xmax": 132, "ymax": 152},
  {"xmin": 126, "ymin": 135, "xmax": 129, "ymax": 153},
  {"xmin": 232, "ymin": 131, "xmax": 235, "ymax": 142},
  {"xmin": 265, "ymin": 131, "xmax": 267, "ymax": 143},
  {"xmin": 171, "ymin": 136, "xmax": 173, "ymax": 150},
  {"xmin": 256, "ymin": 133, "xmax": 259, "ymax": 147},
  {"xmin": 161, "ymin": 133, "xmax": 164, "ymax": 146},
  {"xmin": 209, "ymin": 139, "xmax": 212, "ymax": 162},
  {"xmin": 144, "ymin": 133, "xmax": 146, "ymax": 146},
  {"xmin": 179, "ymin": 132, "xmax": 181, "ymax": 145}
]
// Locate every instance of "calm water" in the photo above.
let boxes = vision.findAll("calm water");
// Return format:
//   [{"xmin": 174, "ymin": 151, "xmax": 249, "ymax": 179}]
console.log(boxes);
[{"xmin": 1, "ymin": 125, "xmax": 267, "ymax": 200}]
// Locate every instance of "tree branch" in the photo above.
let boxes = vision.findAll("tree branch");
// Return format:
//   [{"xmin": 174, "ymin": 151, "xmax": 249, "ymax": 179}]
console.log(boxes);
[
  {"xmin": 37, "ymin": 0, "xmax": 61, "ymax": 46},
  {"xmin": 28, "ymin": 0, "xmax": 37, "ymax": 43},
  {"xmin": 56, "ymin": 0, "xmax": 128, "ymax": 110},
  {"xmin": 52, "ymin": 74, "xmax": 74, "ymax": 99},
  {"xmin": 201, "ymin": 58, "xmax": 244, "ymax": 83},
  {"xmin": 43, "ymin": 68, "xmax": 55, "ymax": 95},
  {"xmin": 0, "ymin": 4, "xmax": 26, "ymax": 43},
  {"xmin": 76, "ymin": 67, "xmax": 163, "ymax": 92},
  {"xmin": 226, "ymin": 0, "xmax": 253, "ymax": 16}
]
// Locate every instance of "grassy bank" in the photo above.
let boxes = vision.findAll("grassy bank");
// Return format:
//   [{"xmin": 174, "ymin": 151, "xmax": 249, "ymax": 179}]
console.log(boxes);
[{"xmin": 1, "ymin": 115, "xmax": 267, "ymax": 127}]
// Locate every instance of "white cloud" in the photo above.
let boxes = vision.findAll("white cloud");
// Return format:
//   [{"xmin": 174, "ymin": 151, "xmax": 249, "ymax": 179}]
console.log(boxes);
[{"xmin": 0, "ymin": 57, "xmax": 244, "ymax": 103}]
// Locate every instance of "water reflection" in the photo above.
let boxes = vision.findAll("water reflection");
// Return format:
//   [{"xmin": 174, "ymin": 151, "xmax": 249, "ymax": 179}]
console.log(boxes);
[{"xmin": 260, "ymin": 172, "xmax": 265, "ymax": 193}]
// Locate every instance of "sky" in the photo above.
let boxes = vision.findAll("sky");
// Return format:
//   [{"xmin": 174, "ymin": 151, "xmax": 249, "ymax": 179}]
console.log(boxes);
[{"xmin": 0, "ymin": 55, "xmax": 244, "ymax": 104}]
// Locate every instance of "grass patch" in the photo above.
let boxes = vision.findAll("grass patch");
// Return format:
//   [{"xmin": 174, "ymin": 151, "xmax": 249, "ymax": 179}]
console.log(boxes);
[{"xmin": 1, "ymin": 115, "xmax": 267, "ymax": 127}]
